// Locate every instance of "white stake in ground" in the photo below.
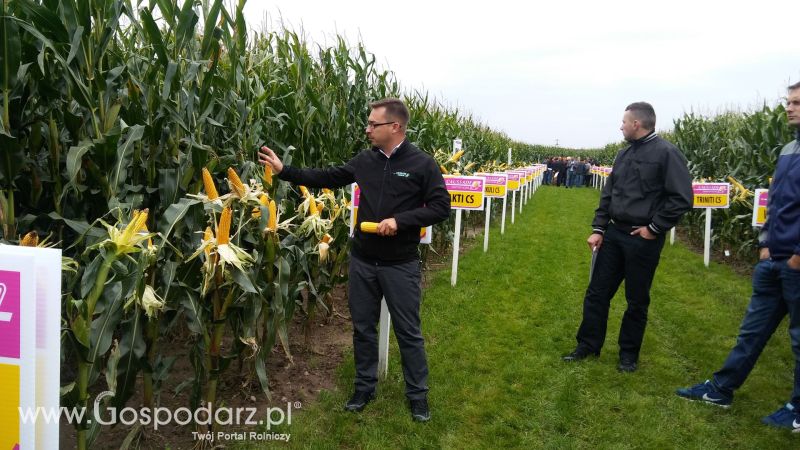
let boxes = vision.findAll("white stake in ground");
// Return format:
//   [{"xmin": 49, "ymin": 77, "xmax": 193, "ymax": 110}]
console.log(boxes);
[
  {"xmin": 691, "ymin": 182, "xmax": 731, "ymax": 268},
  {"xmin": 670, "ymin": 227, "xmax": 676, "ymax": 245},
  {"xmin": 476, "ymin": 173, "xmax": 507, "ymax": 251},
  {"xmin": 483, "ymin": 197, "xmax": 491, "ymax": 252},
  {"xmin": 703, "ymin": 207, "xmax": 712, "ymax": 267}
]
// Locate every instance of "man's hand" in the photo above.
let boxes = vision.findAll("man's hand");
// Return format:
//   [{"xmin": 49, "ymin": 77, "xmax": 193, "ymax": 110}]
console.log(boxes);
[
  {"xmin": 789, "ymin": 254, "xmax": 800, "ymax": 270},
  {"xmin": 258, "ymin": 146, "xmax": 284, "ymax": 174},
  {"xmin": 631, "ymin": 226, "xmax": 656, "ymax": 240},
  {"xmin": 377, "ymin": 218, "xmax": 398, "ymax": 237},
  {"xmin": 759, "ymin": 247, "xmax": 770, "ymax": 261},
  {"xmin": 587, "ymin": 233, "xmax": 603, "ymax": 251}
]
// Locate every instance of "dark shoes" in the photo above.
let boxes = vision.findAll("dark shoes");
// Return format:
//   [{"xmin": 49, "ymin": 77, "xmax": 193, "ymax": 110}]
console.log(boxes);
[
  {"xmin": 345, "ymin": 391, "xmax": 431, "ymax": 422},
  {"xmin": 618, "ymin": 356, "xmax": 638, "ymax": 373},
  {"xmin": 562, "ymin": 348, "xmax": 600, "ymax": 362},
  {"xmin": 409, "ymin": 398, "xmax": 431, "ymax": 422},
  {"xmin": 344, "ymin": 390, "xmax": 376, "ymax": 412}
]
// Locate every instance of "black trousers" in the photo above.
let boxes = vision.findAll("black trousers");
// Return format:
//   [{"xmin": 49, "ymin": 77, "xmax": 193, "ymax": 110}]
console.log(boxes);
[
  {"xmin": 348, "ymin": 255, "xmax": 428, "ymax": 400},
  {"xmin": 576, "ymin": 224, "xmax": 666, "ymax": 360}
]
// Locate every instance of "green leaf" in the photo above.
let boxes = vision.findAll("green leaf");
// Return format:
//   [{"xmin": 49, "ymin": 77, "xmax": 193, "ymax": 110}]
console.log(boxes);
[
  {"xmin": 139, "ymin": 7, "xmax": 169, "ymax": 68},
  {"xmin": 114, "ymin": 310, "xmax": 146, "ymax": 410},
  {"xmin": 0, "ymin": 134, "xmax": 23, "ymax": 183},
  {"xmin": 65, "ymin": 140, "xmax": 92, "ymax": 186},
  {"xmin": 231, "ymin": 267, "xmax": 258, "ymax": 293},
  {"xmin": 110, "ymin": 125, "xmax": 145, "ymax": 195},
  {"xmin": 0, "ymin": 9, "xmax": 22, "ymax": 95},
  {"xmin": 174, "ymin": 0, "xmax": 199, "ymax": 53},
  {"xmin": 158, "ymin": 197, "xmax": 200, "ymax": 240}
]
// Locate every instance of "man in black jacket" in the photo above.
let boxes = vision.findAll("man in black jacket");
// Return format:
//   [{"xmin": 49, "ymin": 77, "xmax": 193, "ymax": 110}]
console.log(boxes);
[
  {"xmin": 562, "ymin": 102, "xmax": 693, "ymax": 372},
  {"xmin": 258, "ymin": 98, "xmax": 450, "ymax": 422}
]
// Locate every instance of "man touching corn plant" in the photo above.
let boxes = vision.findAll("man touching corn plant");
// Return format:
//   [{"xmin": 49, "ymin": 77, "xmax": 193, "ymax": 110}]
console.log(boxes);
[{"xmin": 258, "ymin": 98, "xmax": 450, "ymax": 422}]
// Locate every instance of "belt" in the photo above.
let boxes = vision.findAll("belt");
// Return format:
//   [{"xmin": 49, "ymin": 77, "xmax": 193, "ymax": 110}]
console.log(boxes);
[{"xmin": 610, "ymin": 219, "xmax": 645, "ymax": 234}]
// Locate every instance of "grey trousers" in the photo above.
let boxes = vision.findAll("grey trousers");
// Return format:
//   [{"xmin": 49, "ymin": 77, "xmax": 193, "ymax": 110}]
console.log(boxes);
[{"xmin": 348, "ymin": 255, "xmax": 429, "ymax": 400}]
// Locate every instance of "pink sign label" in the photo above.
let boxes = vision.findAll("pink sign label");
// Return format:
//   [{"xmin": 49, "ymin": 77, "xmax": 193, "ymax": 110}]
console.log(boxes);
[
  {"xmin": 352, "ymin": 185, "xmax": 361, "ymax": 208},
  {"xmin": 483, "ymin": 174, "xmax": 507, "ymax": 185},
  {"xmin": 444, "ymin": 176, "xmax": 484, "ymax": 192},
  {"xmin": 507, "ymin": 173, "xmax": 520, "ymax": 182},
  {"xmin": 757, "ymin": 190, "xmax": 768, "ymax": 206},
  {"xmin": 692, "ymin": 183, "xmax": 729, "ymax": 195},
  {"xmin": 0, "ymin": 270, "xmax": 21, "ymax": 359}
]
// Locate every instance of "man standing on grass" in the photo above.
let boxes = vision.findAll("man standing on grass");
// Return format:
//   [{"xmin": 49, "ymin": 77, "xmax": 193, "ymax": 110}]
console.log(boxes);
[
  {"xmin": 258, "ymin": 98, "xmax": 450, "ymax": 422},
  {"xmin": 562, "ymin": 102, "xmax": 693, "ymax": 372},
  {"xmin": 676, "ymin": 82, "xmax": 800, "ymax": 431}
]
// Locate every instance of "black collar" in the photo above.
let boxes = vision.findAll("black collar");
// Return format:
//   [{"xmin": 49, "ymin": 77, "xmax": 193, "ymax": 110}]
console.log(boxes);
[
  {"xmin": 630, "ymin": 131, "xmax": 657, "ymax": 147},
  {"xmin": 372, "ymin": 139, "xmax": 408, "ymax": 158}
]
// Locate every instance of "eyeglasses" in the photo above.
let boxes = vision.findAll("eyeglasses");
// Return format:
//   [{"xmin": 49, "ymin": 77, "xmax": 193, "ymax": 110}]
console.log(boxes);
[{"xmin": 365, "ymin": 121, "xmax": 396, "ymax": 129}]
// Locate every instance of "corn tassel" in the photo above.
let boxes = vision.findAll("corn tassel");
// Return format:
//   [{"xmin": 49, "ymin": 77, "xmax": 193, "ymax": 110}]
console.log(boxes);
[
  {"xmin": 227, "ymin": 168, "xmax": 246, "ymax": 198},
  {"xmin": 202, "ymin": 168, "xmax": 219, "ymax": 200}
]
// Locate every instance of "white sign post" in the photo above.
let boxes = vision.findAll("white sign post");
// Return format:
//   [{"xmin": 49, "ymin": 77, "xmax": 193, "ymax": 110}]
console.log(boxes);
[
  {"xmin": 476, "ymin": 174, "xmax": 507, "ymax": 252},
  {"xmin": 692, "ymin": 182, "xmax": 731, "ymax": 267},
  {"xmin": 444, "ymin": 176, "xmax": 485, "ymax": 286}
]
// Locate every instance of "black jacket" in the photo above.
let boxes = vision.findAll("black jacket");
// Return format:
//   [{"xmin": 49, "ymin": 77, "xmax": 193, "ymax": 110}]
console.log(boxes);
[
  {"xmin": 592, "ymin": 132, "xmax": 693, "ymax": 235},
  {"xmin": 278, "ymin": 140, "xmax": 451, "ymax": 263}
]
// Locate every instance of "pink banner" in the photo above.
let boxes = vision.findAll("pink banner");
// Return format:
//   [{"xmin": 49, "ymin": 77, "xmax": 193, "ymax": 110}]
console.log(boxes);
[
  {"xmin": 0, "ymin": 270, "xmax": 20, "ymax": 359},
  {"xmin": 445, "ymin": 176, "xmax": 484, "ymax": 192},
  {"xmin": 692, "ymin": 183, "xmax": 730, "ymax": 195},
  {"xmin": 757, "ymin": 190, "xmax": 768, "ymax": 207}
]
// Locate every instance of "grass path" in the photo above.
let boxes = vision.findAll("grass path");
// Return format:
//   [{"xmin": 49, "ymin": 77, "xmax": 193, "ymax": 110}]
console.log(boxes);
[{"xmin": 254, "ymin": 186, "xmax": 796, "ymax": 449}]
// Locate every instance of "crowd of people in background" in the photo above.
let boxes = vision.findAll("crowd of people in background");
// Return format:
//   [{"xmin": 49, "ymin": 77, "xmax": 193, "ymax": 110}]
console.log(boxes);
[{"xmin": 542, "ymin": 156, "xmax": 598, "ymax": 187}]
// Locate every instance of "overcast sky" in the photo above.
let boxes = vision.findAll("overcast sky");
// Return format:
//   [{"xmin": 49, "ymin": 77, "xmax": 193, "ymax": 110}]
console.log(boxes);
[{"xmin": 241, "ymin": 1, "xmax": 798, "ymax": 148}]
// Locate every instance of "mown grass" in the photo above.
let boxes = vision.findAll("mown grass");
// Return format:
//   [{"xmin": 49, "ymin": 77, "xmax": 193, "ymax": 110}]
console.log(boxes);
[{"xmin": 250, "ymin": 185, "xmax": 796, "ymax": 449}]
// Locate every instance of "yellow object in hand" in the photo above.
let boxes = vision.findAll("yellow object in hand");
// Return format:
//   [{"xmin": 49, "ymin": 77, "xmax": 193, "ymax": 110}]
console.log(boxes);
[{"xmin": 360, "ymin": 222, "xmax": 379, "ymax": 233}]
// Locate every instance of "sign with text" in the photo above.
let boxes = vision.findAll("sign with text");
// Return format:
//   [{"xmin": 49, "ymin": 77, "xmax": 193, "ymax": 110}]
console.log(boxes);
[
  {"xmin": 509, "ymin": 170, "xmax": 527, "ymax": 187},
  {"xmin": 692, "ymin": 183, "xmax": 730, "ymax": 208},
  {"xmin": 444, "ymin": 176, "xmax": 485, "ymax": 210},
  {"xmin": 350, "ymin": 184, "xmax": 431, "ymax": 242},
  {"xmin": 476, "ymin": 173, "xmax": 507, "ymax": 198},
  {"xmin": 752, "ymin": 188, "xmax": 768, "ymax": 227},
  {"xmin": 506, "ymin": 172, "xmax": 521, "ymax": 191},
  {"xmin": 0, "ymin": 251, "xmax": 40, "ymax": 450}
]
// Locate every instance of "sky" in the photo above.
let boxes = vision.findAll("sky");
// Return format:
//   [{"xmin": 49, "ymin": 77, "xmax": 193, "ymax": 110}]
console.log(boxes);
[{"xmin": 241, "ymin": 0, "xmax": 798, "ymax": 148}]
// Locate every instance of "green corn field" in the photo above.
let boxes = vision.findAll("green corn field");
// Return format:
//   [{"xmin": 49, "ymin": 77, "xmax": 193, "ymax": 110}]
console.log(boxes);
[{"xmin": 0, "ymin": 0, "xmax": 795, "ymax": 447}]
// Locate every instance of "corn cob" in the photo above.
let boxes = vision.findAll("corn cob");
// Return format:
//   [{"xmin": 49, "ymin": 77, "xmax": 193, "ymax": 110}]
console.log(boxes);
[
  {"xmin": 227, "ymin": 167, "xmax": 245, "ymax": 197},
  {"xmin": 20, "ymin": 231, "xmax": 38, "ymax": 247},
  {"xmin": 202, "ymin": 167, "xmax": 219, "ymax": 200},
  {"xmin": 360, "ymin": 222, "xmax": 379, "ymax": 233},
  {"xmin": 217, "ymin": 207, "xmax": 232, "ymax": 245}
]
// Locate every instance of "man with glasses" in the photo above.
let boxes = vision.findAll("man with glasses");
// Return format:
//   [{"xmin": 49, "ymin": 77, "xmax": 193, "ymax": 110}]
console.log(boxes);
[
  {"xmin": 676, "ymin": 82, "xmax": 800, "ymax": 431},
  {"xmin": 258, "ymin": 98, "xmax": 450, "ymax": 422}
]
